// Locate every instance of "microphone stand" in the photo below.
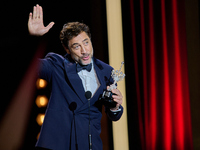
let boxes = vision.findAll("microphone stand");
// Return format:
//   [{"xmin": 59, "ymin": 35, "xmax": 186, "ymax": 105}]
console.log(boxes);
[
  {"xmin": 88, "ymin": 99, "xmax": 92, "ymax": 150},
  {"xmin": 85, "ymin": 91, "xmax": 92, "ymax": 150}
]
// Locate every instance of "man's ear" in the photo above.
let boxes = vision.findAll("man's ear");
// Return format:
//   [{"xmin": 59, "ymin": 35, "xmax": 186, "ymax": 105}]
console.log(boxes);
[{"xmin": 66, "ymin": 48, "xmax": 70, "ymax": 54}]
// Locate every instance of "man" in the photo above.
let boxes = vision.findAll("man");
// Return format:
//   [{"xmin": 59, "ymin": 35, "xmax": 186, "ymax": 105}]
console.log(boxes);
[{"xmin": 28, "ymin": 4, "xmax": 123, "ymax": 150}]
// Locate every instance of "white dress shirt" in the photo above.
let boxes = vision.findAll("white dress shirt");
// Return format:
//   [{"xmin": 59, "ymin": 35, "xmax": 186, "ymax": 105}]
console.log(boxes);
[{"xmin": 78, "ymin": 60, "xmax": 100, "ymax": 97}]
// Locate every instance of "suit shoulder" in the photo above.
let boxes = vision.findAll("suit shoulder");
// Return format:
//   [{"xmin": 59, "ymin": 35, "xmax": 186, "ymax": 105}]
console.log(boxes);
[
  {"xmin": 94, "ymin": 58, "xmax": 113, "ymax": 71},
  {"xmin": 44, "ymin": 52, "xmax": 64, "ymax": 64}
]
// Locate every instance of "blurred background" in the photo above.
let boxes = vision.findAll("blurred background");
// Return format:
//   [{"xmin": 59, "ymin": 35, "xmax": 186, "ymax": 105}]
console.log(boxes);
[{"xmin": 0, "ymin": 0, "xmax": 200, "ymax": 149}]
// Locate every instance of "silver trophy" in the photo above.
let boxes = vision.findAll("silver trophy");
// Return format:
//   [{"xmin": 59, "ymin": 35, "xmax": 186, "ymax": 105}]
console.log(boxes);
[{"xmin": 99, "ymin": 62, "xmax": 125, "ymax": 108}]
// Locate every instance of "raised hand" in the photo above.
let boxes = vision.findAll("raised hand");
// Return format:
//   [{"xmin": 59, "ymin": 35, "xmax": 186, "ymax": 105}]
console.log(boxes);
[{"xmin": 28, "ymin": 4, "xmax": 55, "ymax": 36}]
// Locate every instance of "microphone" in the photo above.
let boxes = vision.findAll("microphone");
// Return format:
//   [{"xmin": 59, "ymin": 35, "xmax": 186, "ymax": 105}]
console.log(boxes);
[
  {"xmin": 85, "ymin": 91, "xmax": 92, "ymax": 150},
  {"xmin": 69, "ymin": 102, "xmax": 78, "ymax": 150},
  {"xmin": 69, "ymin": 102, "xmax": 77, "ymax": 112},
  {"xmin": 85, "ymin": 91, "xmax": 92, "ymax": 99}
]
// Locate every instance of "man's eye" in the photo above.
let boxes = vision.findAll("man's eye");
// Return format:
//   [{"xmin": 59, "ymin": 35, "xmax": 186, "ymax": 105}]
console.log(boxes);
[
  {"xmin": 84, "ymin": 41, "xmax": 89, "ymax": 45},
  {"xmin": 74, "ymin": 45, "xmax": 80, "ymax": 50}
]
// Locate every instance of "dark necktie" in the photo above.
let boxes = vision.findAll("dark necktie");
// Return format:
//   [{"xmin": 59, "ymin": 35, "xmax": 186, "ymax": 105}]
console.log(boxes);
[{"xmin": 76, "ymin": 63, "xmax": 92, "ymax": 72}]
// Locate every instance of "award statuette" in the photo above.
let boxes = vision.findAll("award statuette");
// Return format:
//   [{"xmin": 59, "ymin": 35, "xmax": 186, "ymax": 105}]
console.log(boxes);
[{"xmin": 99, "ymin": 62, "xmax": 125, "ymax": 108}]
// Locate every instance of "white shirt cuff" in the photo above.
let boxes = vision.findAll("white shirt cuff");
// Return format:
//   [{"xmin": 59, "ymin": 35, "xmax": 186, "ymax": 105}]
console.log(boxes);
[{"xmin": 110, "ymin": 107, "xmax": 121, "ymax": 113}]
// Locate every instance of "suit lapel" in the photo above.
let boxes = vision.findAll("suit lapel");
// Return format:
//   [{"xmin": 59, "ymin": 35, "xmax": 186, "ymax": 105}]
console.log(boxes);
[
  {"xmin": 76, "ymin": 58, "xmax": 107, "ymax": 111},
  {"xmin": 63, "ymin": 58, "xmax": 87, "ymax": 104}
]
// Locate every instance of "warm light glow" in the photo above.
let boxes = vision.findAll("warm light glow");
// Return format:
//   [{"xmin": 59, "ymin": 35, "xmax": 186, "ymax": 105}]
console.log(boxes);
[
  {"xmin": 36, "ymin": 114, "xmax": 45, "ymax": 126},
  {"xmin": 36, "ymin": 78, "xmax": 47, "ymax": 89},
  {"xmin": 37, "ymin": 132, "xmax": 40, "ymax": 140},
  {"xmin": 35, "ymin": 95, "xmax": 48, "ymax": 108}
]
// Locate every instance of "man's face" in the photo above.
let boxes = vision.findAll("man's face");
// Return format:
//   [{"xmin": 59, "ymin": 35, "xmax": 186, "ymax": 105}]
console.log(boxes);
[{"xmin": 66, "ymin": 31, "xmax": 93, "ymax": 65}]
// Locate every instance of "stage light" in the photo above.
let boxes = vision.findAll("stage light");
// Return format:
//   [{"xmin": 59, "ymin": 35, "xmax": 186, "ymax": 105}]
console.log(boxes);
[
  {"xmin": 36, "ymin": 113, "xmax": 45, "ymax": 126},
  {"xmin": 37, "ymin": 132, "xmax": 40, "ymax": 140},
  {"xmin": 36, "ymin": 78, "xmax": 47, "ymax": 89},
  {"xmin": 35, "ymin": 95, "xmax": 48, "ymax": 108}
]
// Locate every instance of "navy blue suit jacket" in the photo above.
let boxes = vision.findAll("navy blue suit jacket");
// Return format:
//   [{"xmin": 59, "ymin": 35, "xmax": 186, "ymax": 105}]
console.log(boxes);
[{"xmin": 35, "ymin": 53, "xmax": 123, "ymax": 150}]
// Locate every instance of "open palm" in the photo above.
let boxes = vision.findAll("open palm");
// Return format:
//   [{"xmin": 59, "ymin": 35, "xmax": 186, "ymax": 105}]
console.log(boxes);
[{"xmin": 28, "ymin": 4, "xmax": 54, "ymax": 36}]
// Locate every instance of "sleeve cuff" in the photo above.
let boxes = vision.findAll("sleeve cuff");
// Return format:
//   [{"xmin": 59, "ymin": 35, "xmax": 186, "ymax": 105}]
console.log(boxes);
[{"xmin": 110, "ymin": 107, "xmax": 122, "ymax": 115}]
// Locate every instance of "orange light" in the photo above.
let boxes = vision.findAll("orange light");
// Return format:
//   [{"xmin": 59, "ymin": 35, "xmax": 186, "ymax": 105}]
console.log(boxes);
[
  {"xmin": 36, "ymin": 78, "xmax": 47, "ymax": 89},
  {"xmin": 36, "ymin": 113, "xmax": 45, "ymax": 126},
  {"xmin": 35, "ymin": 95, "xmax": 48, "ymax": 108},
  {"xmin": 37, "ymin": 132, "xmax": 40, "ymax": 140}
]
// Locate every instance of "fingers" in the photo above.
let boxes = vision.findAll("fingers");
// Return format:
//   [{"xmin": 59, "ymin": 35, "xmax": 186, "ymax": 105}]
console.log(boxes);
[
  {"xmin": 112, "ymin": 89, "xmax": 121, "ymax": 97},
  {"xmin": 39, "ymin": 5, "xmax": 43, "ymax": 20},
  {"xmin": 32, "ymin": 4, "xmax": 42, "ymax": 20},
  {"xmin": 111, "ymin": 89, "xmax": 123, "ymax": 105},
  {"xmin": 28, "ymin": 12, "xmax": 33, "ymax": 21},
  {"xmin": 106, "ymin": 86, "xmax": 123, "ymax": 105},
  {"xmin": 33, "ymin": 5, "xmax": 37, "ymax": 19},
  {"xmin": 45, "ymin": 22, "xmax": 55, "ymax": 31},
  {"xmin": 36, "ymin": 5, "xmax": 40, "ymax": 19}
]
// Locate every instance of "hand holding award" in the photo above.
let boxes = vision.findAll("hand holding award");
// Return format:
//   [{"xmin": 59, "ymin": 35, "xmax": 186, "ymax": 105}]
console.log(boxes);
[{"xmin": 99, "ymin": 62, "xmax": 125, "ymax": 108}]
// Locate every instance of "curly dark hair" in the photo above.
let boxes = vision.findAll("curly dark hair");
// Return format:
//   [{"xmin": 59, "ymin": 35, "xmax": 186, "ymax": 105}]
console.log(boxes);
[{"xmin": 60, "ymin": 22, "xmax": 91, "ymax": 49}]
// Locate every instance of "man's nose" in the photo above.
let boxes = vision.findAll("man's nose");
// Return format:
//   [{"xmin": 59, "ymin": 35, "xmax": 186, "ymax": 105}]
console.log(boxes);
[{"xmin": 81, "ymin": 45, "xmax": 86, "ymax": 53}]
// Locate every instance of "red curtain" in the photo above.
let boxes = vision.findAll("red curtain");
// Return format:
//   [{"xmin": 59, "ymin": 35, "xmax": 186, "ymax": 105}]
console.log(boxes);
[{"xmin": 129, "ymin": 0, "xmax": 193, "ymax": 149}]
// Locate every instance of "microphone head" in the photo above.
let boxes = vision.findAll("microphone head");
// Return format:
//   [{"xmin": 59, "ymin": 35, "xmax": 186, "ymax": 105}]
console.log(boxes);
[
  {"xmin": 69, "ymin": 102, "xmax": 77, "ymax": 111},
  {"xmin": 85, "ymin": 91, "xmax": 92, "ymax": 99}
]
